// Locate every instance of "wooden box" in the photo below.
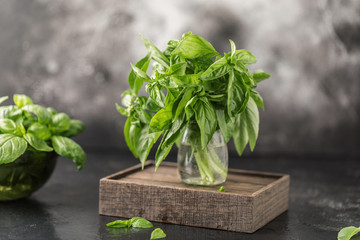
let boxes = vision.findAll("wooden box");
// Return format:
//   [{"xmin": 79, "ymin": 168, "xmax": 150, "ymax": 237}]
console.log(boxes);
[{"xmin": 99, "ymin": 161, "xmax": 290, "ymax": 233}]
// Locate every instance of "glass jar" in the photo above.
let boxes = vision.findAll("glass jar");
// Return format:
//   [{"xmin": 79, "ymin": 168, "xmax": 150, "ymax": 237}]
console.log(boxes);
[
  {"xmin": 177, "ymin": 123, "xmax": 228, "ymax": 186},
  {"xmin": 0, "ymin": 148, "xmax": 57, "ymax": 201}
]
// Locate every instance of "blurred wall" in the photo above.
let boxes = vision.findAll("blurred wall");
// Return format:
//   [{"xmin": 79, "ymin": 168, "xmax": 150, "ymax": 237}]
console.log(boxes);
[{"xmin": 0, "ymin": 0, "xmax": 359, "ymax": 155}]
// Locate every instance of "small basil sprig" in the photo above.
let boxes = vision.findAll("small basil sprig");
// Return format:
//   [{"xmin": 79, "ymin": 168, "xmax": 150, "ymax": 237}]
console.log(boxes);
[
  {"xmin": 107, "ymin": 218, "xmax": 166, "ymax": 239},
  {"xmin": 338, "ymin": 226, "xmax": 360, "ymax": 240},
  {"xmin": 116, "ymin": 32, "xmax": 270, "ymax": 169},
  {"xmin": 107, "ymin": 217, "xmax": 153, "ymax": 228},
  {"xmin": 0, "ymin": 94, "xmax": 86, "ymax": 170}
]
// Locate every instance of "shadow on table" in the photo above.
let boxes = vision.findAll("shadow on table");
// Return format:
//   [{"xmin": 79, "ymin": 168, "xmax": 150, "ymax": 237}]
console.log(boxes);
[{"xmin": 0, "ymin": 198, "xmax": 60, "ymax": 240}]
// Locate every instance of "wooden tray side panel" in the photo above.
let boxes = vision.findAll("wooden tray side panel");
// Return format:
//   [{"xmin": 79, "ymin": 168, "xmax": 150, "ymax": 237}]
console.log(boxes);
[
  {"xmin": 99, "ymin": 179, "xmax": 255, "ymax": 232},
  {"xmin": 252, "ymin": 175, "xmax": 290, "ymax": 232}
]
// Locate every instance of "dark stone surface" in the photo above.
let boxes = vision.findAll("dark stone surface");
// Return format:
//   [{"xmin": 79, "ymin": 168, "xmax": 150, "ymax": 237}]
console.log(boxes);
[{"xmin": 0, "ymin": 151, "xmax": 359, "ymax": 240}]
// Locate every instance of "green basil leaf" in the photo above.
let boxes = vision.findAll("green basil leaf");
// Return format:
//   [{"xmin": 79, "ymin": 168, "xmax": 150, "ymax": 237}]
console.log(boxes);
[
  {"xmin": 27, "ymin": 122, "xmax": 52, "ymax": 140},
  {"xmin": 51, "ymin": 113, "xmax": 71, "ymax": 133},
  {"xmin": 185, "ymin": 96, "xmax": 198, "ymax": 121},
  {"xmin": 129, "ymin": 217, "xmax": 153, "ymax": 228},
  {"xmin": 200, "ymin": 57, "xmax": 230, "ymax": 81},
  {"xmin": 252, "ymin": 69, "xmax": 271, "ymax": 83},
  {"xmin": 164, "ymin": 39, "xmax": 179, "ymax": 58},
  {"xmin": 13, "ymin": 94, "xmax": 33, "ymax": 108},
  {"xmin": 218, "ymin": 186, "xmax": 225, "ymax": 192},
  {"xmin": 0, "ymin": 96, "xmax": 9, "ymax": 105},
  {"xmin": 174, "ymin": 88, "xmax": 195, "ymax": 121},
  {"xmin": 134, "ymin": 107, "xmax": 151, "ymax": 124},
  {"xmin": 245, "ymin": 97, "xmax": 259, "ymax": 151},
  {"xmin": 233, "ymin": 113, "xmax": 248, "ymax": 156},
  {"xmin": 140, "ymin": 34, "xmax": 170, "ymax": 68},
  {"xmin": 0, "ymin": 134, "xmax": 27, "ymax": 164},
  {"xmin": 215, "ymin": 110, "xmax": 234, "ymax": 143},
  {"xmin": 124, "ymin": 117, "xmax": 139, "ymax": 158},
  {"xmin": 170, "ymin": 55, "xmax": 183, "ymax": 66},
  {"xmin": 145, "ymin": 98, "xmax": 162, "ymax": 112},
  {"xmin": 131, "ymin": 124, "xmax": 142, "ymax": 158},
  {"xmin": 171, "ymin": 74, "xmax": 200, "ymax": 86},
  {"xmin": 22, "ymin": 117, "xmax": 36, "ymax": 129},
  {"xmin": 15, "ymin": 118, "xmax": 26, "ymax": 136},
  {"xmin": 131, "ymin": 63, "xmax": 151, "ymax": 82},
  {"xmin": 155, "ymin": 132, "xmax": 173, "ymax": 170},
  {"xmin": 137, "ymin": 126, "xmax": 161, "ymax": 169},
  {"xmin": 0, "ymin": 119, "xmax": 17, "ymax": 134},
  {"xmin": 170, "ymin": 89, "xmax": 185, "ymax": 118},
  {"xmin": 167, "ymin": 62, "xmax": 187, "ymax": 75},
  {"xmin": 163, "ymin": 111, "xmax": 187, "ymax": 149},
  {"xmin": 51, "ymin": 136, "xmax": 86, "ymax": 170},
  {"xmin": 61, "ymin": 120, "xmax": 85, "ymax": 138},
  {"xmin": 164, "ymin": 89, "xmax": 177, "ymax": 105},
  {"xmin": 172, "ymin": 34, "xmax": 219, "ymax": 59},
  {"xmin": 233, "ymin": 97, "xmax": 259, "ymax": 155},
  {"xmin": 107, "ymin": 217, "xmax": 153, "ymax": 229},
  {"xmin": 106, "ymin": 220, "xmax": 130, "ymax": 228},
  {"xmin": 207, "ymin": 94, "xmax": 225, "ymax": 102},
  {"xmin": 189, "ymin": 56, "xmax": 214, "ymax": 72},
  {"xmin": 227, "ymin": 71, "xmax": 250, "ymax": 117},
  {"xmin": 233, "ymin": 61, "xmax": 249, "ymax": 74},
  {"xmin": 158, "ymin": 77, "xmax": 179, "ymax": 89},
  {"xmin": 241, "ymin": 71, "xmax": 256, "ymax": 87},
  {"xmin": 121, "ymin": 91, "xmax": 132, "ymax": 108},
  {"xmin": 24, "ymin": 133, "xmax": 53, "ymax": 152},
  {"xmin": 47, "ymin": 107, "xmax": 57, "ymax": 115},
  {"xmin": 250, "ymin": 89, "xmax": 264, "ymax": 110},
  {"xmin": 0, "ymin": 106, "xmax": 23, "ymax": 120},
  {"xmin": 138, "ymin": 96, "xmax": 149, "ymax": 106},
  {"xmin": 153, "ymin": 63, "xmax": 166, "ymax": 76},
  {"xmin": 231, "ymin": 49, "xmax": 257, "ymax": 65},
  {"xmin": 203, "ymin": 79, "xmax": 226, "ymax": 92},
  {"xmin": 115, "ymin": 103, "xmax": 128, "ymax": 116},
  {"xmin": 229, "ymin": 39, "xmax": 236, "ymax": 57},
  {"xmin": 22, "ymin": 104, "xmax": 52, "ymax": 124},
  {"xmin": 128, "ymin": 55, "xmax": 151, "ymax": 95},
  {"xmin": 148, "ymin": 83, "xmax": 165, "ymax": 108},
  {"xmin": 194, "ymin": 98, "xmax": 217, "ymax": 149},
  {"xmin": 338, "ymin": 226, "xmax": 360, "ymax": 240},
  {"xmin": 149, "ymin": 104, "xmax": 173, "ymax": 133},
  {"xmin": 151, "ymin": 228, "xmax": 167, "ymax": 240}
]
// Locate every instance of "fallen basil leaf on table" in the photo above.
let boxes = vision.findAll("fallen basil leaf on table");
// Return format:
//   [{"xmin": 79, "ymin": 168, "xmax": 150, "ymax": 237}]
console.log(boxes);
[
  {"xmin": 218, "ymin": 186, "xmax": 225, "ymax": 192},
  {"xmin": 106, "ymin": 220, "xmax": 130, "ymax": 228},
  {"xmin": 130, "ymin": 217, "xmax": 154, "ymax": 228},
  {"xmin": 150, "ymin": 228, "xmax": 166, "ymax": 239},
  {"xmin": 107, "ymin": 217, "xmax": 153, "ymax": 228},
  {"xmin": 338, "ymin": 226, "xmax": 360, "ymax": 240}
]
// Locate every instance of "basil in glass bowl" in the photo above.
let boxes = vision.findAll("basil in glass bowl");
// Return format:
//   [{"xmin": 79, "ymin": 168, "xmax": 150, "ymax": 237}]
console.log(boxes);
[{"xmin": 0, "ymin": 94, "xmax": 86, "ymax": 201}]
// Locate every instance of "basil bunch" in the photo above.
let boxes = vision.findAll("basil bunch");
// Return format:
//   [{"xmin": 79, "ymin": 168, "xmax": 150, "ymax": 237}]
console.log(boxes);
[
  {"xmin": 0, "ymin": 94, "xmax": 86, "ymax": 170},
  {"xmin": 116, "ymin": 32, "xmax": 270, "ymax": 169}
]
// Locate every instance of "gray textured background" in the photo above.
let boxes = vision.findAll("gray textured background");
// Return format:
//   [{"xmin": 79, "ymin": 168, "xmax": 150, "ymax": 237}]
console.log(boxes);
[{"xmin": 1, "ymin": 0, "xmax": 359, "ymax": 156}]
